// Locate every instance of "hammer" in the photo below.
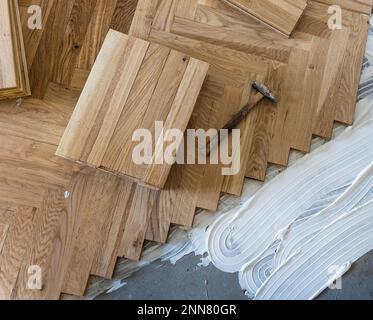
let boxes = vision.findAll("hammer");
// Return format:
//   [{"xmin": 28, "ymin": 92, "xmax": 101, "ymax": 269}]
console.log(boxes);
[{"xmin": 205, "ymin": 81, "xmax": 278, "ymax": 156}]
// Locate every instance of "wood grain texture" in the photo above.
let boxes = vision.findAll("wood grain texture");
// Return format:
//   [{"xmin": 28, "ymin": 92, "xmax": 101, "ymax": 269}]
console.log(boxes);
[
  {"xmin": 12, "ymin": 189, "xmax": 72, "ymax": 300},
  {"xmin": 91, "ymin": 178, "xmax": 134, "ymax": 278},
  {"xmin": 0, "ymin": 206, "xmax": 36, "ymax": 299},
  {"xmin": 142, "ymin": 0, "xmax": 275, "ymax": 239},
  {"xmin": 0, "ymin": 0, "xmax": 371, "ymax": 300},
  {"xmin": 119, "ymin": 185, "xmax": 158, "ymax": 260},
  {"xmin": 29, "ymin": 0, "xmax": 74, "ymax": 98},
  {"xmin": 110, "ymin": 0, "xmax": 138, "ymax": 33},
  {"xmin": 77, "ymin": 0, "xmax": 118, "ymax": 71},
  {"xmin": 62, "ymin": 169, "xmax": 123, "ymax": 297},
  {"xmin": 51, "ymin": 0, "xmax": 97, "ymax": 87},
  {"xmin": 0, "ymin": 0, "xmax": 141, "ymax": 299},
  {"xmin": 0, "ymin": 0, "xmax": 17, "ymax": 89},
  {"xmin": 334, "ymin": 12, "xmax": 370, "ymax": 125},
  {"xmin": 222, "ymin": 0, "xmax": 308, "ymax": 37},
  {"xmin": 129, "ymin": 0, "xmax": 160, "ymax": 39},
  {"xmin": 0, "ymin": 0, "xmax": 30, "ymax": 99},
  {"xmin": 139, "ymin": 0, "xmax": 372, "ymax": 247},
  {"xmin": 57, "ymin": 30, "xmax": 209, "ymax": 189},
  {"xmin": 245, "ymin": 64, "xmax": 284, "ymax": 181},
  {"xmin": 0, "ymin": 80, "xmax": 79, "ymax": 299},
  {"xmin": 0, "ymin": 223, "xmax": 9, "ymax": 254},
  {"xmin": 19, "ymin": 0, "xmax": 54, "ymax": 70}
]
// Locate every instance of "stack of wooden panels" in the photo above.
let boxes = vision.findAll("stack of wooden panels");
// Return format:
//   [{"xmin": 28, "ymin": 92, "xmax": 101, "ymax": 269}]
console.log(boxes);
[
  {"xmin": 0, "ymin": 0, "xmax": 372, "ymax": 299},
  {"xmin": 0, "ymin": 0, "xmax": 30, "ymax": 99},
  {"xmin": 57, "ymin": 30, "xmax": 209, "ymax": 189},
  {"xmin": 222, "ymin": 0, "xmax": 309, "ymax": 37}
]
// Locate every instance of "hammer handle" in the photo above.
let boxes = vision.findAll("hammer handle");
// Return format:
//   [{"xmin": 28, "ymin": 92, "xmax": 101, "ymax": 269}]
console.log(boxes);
[
  {"xmin": 222, "ymin": 92, "xmax": 264, "ymax": 131},
  {"xmin": 205, "ymin": 92, "xmax": 265, "ymax": 156}
]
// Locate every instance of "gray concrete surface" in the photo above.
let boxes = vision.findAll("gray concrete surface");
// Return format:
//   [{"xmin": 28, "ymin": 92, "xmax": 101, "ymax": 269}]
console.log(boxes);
[{"xmin": 97, "ymin": 250, "xmax": 373, "ymax": 300}]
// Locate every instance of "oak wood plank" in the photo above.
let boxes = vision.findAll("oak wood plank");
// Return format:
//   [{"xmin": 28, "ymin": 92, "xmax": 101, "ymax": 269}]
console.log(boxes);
[
  {"xmin": 0, "ymin": 0, "xmax": 17, "ymax": 90},
  {"xmin": 52, "ymin": 0, "xmax": 97, "ymax": 87},
  {"xmin": 12, "ymin": 189, "xmax": 72, "ymax": 300},
  {"xmin": 0, "ymin": 206, "xmax": 36, "ymax": 300},
  {"xmin": 62, "ymin": 170, "xmax": 121, "ymax": 297},
  {"xmin": 28, "ymin": 0, "xmax": 74, "ymax": 98},
  {"xmin": 222, "ymin": 0, "xmax": 308, "ymax": 37}
]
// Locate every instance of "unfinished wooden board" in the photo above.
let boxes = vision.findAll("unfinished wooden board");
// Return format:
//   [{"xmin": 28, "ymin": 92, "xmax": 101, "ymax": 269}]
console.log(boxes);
[
  {"xmin": 57, "ymin": 29, "xmax": 209, "ymax": 189},
  {"xmin": 61, "ymin": 169, "xmax": 130, "ymax": 297},
  {"xmin": 0, "ymin": 0, "xmax": 30, "ymax": 99},
  {"xmin": 222, "ymin": 0, "xmax": 308, "ymax": 37}
]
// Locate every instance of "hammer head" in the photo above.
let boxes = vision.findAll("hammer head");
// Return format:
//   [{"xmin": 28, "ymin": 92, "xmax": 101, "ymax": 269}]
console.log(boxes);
[{"xmin": 252, "ymin": 81, "xmax": 278, "ymax": 103}]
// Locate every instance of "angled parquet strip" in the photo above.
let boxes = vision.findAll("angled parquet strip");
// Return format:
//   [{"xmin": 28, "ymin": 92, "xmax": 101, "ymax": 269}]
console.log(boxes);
[
  {"xmin": 51, "ymin": 0, "xmax": 97, "ymax": 87},
  {"xmin": 334, "ymin": 12, "xmax": 371, "ymax": 125},
  {"xmin": 0, "ymin": 205, "xmax": 36, "ymax": 299},
  {"xmin": 118, "ymin": 185, "xmax": 158, "ymax": 260},
  {"xmin": 243, "ymin": 63, "xmax": 284, "ymax": 181},
  {"xmin": 77, "ymin": 0, "xmax": 118, "ymax": 71},
  {"xmin": 12, "ymin": 188, "xmax": 72, "ymax": 300},
  {"xmin": 62, "ymin": 169, "xmax": 128, "ymax": 297},
  {"xmin": 296, "ymin": 2, "xmax": 370, "ymax": 139},
  {"xmin": 222, "ymin": 0, "xmax": 308, "ymax": 37},
  {"xmin": 28, "ymin": 0, "xmax": 75, "ymax": 98},
  {"xmin": 91, "ymin": 178, "xmax": 134, "ymax": 279}
]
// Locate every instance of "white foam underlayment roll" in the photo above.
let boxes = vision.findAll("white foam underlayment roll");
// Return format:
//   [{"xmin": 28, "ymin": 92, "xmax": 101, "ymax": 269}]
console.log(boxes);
[{"xmin": 85, "ymin": 19, "xmax": 373, "ymax": 301}]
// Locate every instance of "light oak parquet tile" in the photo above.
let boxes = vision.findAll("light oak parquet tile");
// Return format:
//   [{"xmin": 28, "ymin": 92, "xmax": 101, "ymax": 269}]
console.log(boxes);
[
  {"xmin": 57, "ymin": 30, "xmax": 209, "ymax": 189},
  {"xmin": 12, "ymin": 189, "xmax": 71, "ymax": 300},
  {"xmin": 0, "ymin": 206, "xmax": 36, "ymax": 300},
  {"xmin": 0, "ymin": 0, "xmax": 30, "ymax": 99},
  {"xmin": 222, "ymin": 0, "xmax": 308, "ymax": 37}
]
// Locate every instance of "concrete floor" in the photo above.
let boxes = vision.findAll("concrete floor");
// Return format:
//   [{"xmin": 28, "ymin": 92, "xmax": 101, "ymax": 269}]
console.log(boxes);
[{"xmin": 97, "ymin": 250, "xmax": 373, "ymax": 300}]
